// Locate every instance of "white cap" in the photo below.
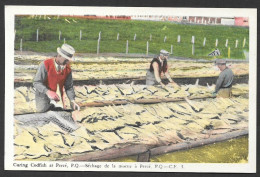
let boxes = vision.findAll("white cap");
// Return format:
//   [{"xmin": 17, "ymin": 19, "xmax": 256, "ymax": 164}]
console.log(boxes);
[
  {"xmin": 160, "ymin": 49, "xmax": 170, "ymax": 56},
  {"xmin": 215, "ymin": 59, "xmax": 226, "ymax": 64}
]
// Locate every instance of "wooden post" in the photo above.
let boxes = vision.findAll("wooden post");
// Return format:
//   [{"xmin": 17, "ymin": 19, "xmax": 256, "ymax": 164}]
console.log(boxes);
[
  {"xmin": 235, "ymin": 39, "xmax": 238, "ymax": 48},
  {"xmin": 99, "ymin": 31, "xmax": 101, "ymax": 40},
  {"xmin": 228, "ymin": 47, "xmax": 230, "ymax": 58},
  {"xmin": 146, "ymin": 41, "xmax": 149, "ymax": 55},
  {"xmin": 64, "ymin": 38, "xmax": 66, "ymax": 44},
  {"xmin": 191, "ymin": 36, "xmax": 195, "ymax": 44},
  {"xmin": 215, "ymin": 39, "xmax": 218, "ymax": 47},
  {"xmin": 192, "ymin": 44, "xmax": 195, "ymax": 55},
  {"xmin": 243, "ymin": 38, "xmax": 246, "ymax": 48},
  {"xmin": 80, "ymin": 30, "xmax": 82, "ymax": 41},
  {"xmin": 150, "ymin": 34, "xmax": 152, "ymax": 41},
  {"xmin": 126, "ymin": 40, "xmax": 128, "ymax": 54},
  {"xmin": 225, "ymin": 39, "xmax": 228, "ymax": 47},
  {"xmin": 117, "ymin": 33, "xmax": 119, "ymax": 40},
  {"xmin": 97, "ymin": 39, "xmax": 100, "ymax": 55},
  {"xmin": 177, "ymin": 35, "xmax": 181, "ymax": 43},
  {"xmin": 171, "ymin": 45, "xmax": 173, "ymax": 54},
  {"xmin": 59, "ymin": 30, "xmax": 61, "ymax": 41},
  {"xmin": 36, "ymin": 28, "xmax": 39, "ymax": 42},
  {"xmin": 203, "ymin": 37, "xmax": 206, "ymax": 47},
  {"xmin": 164, "ymin": 36, "xmax": 167, "ymax": 43},
  {"xmin": 20, "ymin": 38, "xmax": 22, "ymax": 52}
]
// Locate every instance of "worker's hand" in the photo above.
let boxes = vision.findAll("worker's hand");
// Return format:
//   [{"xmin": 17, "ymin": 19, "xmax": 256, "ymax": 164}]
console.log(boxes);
[
  {"xmin": 160, "ymin": 82, "xmax": 166, "ymax": 88},
  {"xmin": 46, "ymin": 90, "xmax": 60, "ymax": 101},
  {"xmin": 212, "ymin": 91, "xmax": 217, "ymax": 97},
  {"xmin": 71, "ymin": 100, "xmax": 80, "ymax": 111},
  {"xmin": 171, "ymin": 82, "xmax": 181, "ymax": 89}
]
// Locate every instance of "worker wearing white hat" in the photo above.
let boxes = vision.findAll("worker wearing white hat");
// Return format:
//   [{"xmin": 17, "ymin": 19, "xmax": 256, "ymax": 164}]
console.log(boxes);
[
  {"xmin": 213, "ymin": 59, "xmax": 234, "ymax": 98},
  {"xmin": 146, "ymin": 49, "xmax": 179, "ymax": 88},
  {"xmin": 33, "ymin": 44, "xmax": 80, "ymax": 112}
]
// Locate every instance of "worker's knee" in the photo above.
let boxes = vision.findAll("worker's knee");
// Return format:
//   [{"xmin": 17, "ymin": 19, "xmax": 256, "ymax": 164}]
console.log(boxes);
[{"xmin": 36, "ymin": 104, "xmax": 52, "ymax": 113}]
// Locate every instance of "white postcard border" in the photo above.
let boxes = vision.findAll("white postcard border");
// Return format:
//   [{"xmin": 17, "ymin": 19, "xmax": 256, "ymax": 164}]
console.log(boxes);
[{"xmin": 5, "ymin": 6, "xmax": 257, "ymax": 172}]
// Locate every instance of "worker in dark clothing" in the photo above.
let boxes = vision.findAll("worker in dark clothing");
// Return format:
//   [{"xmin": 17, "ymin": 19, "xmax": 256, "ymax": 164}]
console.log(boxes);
[
  {"xmin": 213, "ymin": 59, "xmax": 234, "ymax": 98},
  {"xmin": 146, "ymin": 49, "xmax": 179, "ymax": 88}
]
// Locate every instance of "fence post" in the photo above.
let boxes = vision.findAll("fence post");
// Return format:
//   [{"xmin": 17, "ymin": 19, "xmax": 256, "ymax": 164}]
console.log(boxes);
[
  {"xmin": 36, "ymin": 28, "xmax": 39, "ymax": 42},
  {"xmin": 228, "ymin": 47, "xmax": 230, "ymax": 58},
  {"xmin": 177, "ymin": 35, "xmax": 181, "ymax": 43},
  {"xmin": 146, "ymin": 41, "xmax": 149, "ymax": 55},
  {"xmin": 64, "ymin": 38, "xmax": 66, "ymax": 44},
  {"xmin": 225, "ymin": 39, "xmax": 228, "ymax": 47},
  {"xmin": 171, "ymin": 45, "xmax": 173, "ymax": 54},
  {"xmin": 97, "ymin": 39, "xmax": 100, "ymax": 55},
  {"xmin": 215, "ymin": 39, "xmax": 218, "ymax": 47},
  {"xmin": 203, "ymin": 37, "xmax": 206, "ymax": 47},
  {"xmin": 99, "ymin": 31, "xmax": 101, "ymax": 40},
  {"xmin": 59, "ymin": 31, "xmax": 61, "ymax": 41},
  {"xmin": 191, "ymin": 36, "xmax": 195, "ymax": 44},
  {"xmin": 164, "ymin": 36, "xmax": 167, "ymax": 43},
  {"xmin": 243, "ymin": 37, "xmax": 246, "ymax": 48},
  {"xmin": 192, "ymin": 44, "xmax": 195, "ymax": 55},
  {"xmin": 150, "ymin": 34, "xmax": 152, "ymax": 41},
  {"xmin": 235, "ymin": 39, "xmax": 238, "ymax": 48},
  {"xmin": 80, "ymin": 30, "xmax": 82, "ymax": 41},
  {"xmin": 117, "ymin": 33, "xmax": 119, "ymax": 40},
  {"xmin": 134, "ymin": 34, "xmax": 136, "ymax": 41},
  {"xmin": 126, "ymin": 40, "xmax": 128, "ymax": 54},
  {"xmin": 20, "ymin": 38, "xmax": 23, "ymax": 52}
]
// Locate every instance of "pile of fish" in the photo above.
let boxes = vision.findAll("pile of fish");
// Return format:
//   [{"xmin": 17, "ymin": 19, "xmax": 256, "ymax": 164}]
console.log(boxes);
[
  {"xmin": 14, "ymin": 84, "xmax": 248, "ymax": 114},
  {"xmin": 13, "ymin": 83, "xmax": 249, "ymax": 161},
  {"xmin": 14, "ymin": 96, "xmax": 248, "ymax": 161},
  {"xmin": 14, "ymin": 55, "xmax": 249, "ymax": 81}
]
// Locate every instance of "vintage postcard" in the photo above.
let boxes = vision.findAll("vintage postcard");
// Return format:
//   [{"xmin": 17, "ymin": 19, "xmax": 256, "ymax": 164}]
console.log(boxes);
[{"xmin": 5, "ymin": 6, "xmax": 257, "ymax": 172}]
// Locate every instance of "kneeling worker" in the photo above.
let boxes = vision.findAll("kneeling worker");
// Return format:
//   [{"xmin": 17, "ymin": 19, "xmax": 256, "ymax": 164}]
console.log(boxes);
[
  {"xmin": 213, "ymin": 59, "xmax": 234, "ymax": 98},
  {"xmin": 146, "ymin": 49, "xmax": 179, "ymax": 88},
  {"xmin": 33, "ymin": 44, "xmax": 80, "ymax": 112}
]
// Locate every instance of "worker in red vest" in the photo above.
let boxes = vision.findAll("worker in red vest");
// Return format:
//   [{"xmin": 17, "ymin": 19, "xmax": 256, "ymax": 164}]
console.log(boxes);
[{"xmin": 33, "ymin": 44, "xmax": 80, "ymax": 112}]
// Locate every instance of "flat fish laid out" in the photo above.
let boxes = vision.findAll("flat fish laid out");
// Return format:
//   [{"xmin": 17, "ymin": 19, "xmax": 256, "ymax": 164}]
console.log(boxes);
[
  {"xmin": 14, "ymin": 56, "xmax": 249, "ymax": 81},
  {"xmin": 14, "ymin": 84, "xmax": 249, "ymax": 115},
  {"xmin": 13, "ymin": 94, "xmax": 249, "ymax": 161}
]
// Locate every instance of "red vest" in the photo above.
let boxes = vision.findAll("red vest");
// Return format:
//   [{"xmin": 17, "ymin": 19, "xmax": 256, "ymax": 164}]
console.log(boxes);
[{"xmin": 44, "ymin": 58, "xmax": 71, "ymax": 96}]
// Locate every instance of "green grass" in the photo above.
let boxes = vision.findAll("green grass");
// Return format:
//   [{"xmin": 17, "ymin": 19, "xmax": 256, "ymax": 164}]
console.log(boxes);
[{"xmin": 15, "ymin": 16, "xmax": 249, "ymax": 59}]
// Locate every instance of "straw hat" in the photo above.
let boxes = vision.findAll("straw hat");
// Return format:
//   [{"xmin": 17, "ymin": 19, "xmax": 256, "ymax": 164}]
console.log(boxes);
[{"xmin": 57, "ymin": 44, "xmax": 75, "ymax": 61}]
